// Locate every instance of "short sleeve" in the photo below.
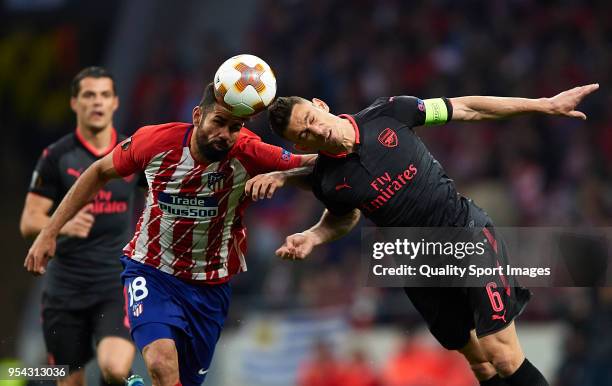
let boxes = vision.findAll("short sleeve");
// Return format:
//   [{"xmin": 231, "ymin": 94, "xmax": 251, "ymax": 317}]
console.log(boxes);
[
  {"xmin": 390, "ymin": 96, "xmax": 453, "ymax": 127},
  {"xmin": 235, "ymin": 136, "xmax": 303, "ymax": 175},
  {"xmin": 112, "ymin": 128, "xmax": 153, "ymax": 177},
  {"xmin": 320, "ymin": 197, "xmax": 354, "ymax": 217},
  {"xmin": 311, "ymin": 163, "xmax": 355, "ymax": 217},
  {"xmin": 29, "ymin": 147, "xmax": 60, "ymax": 201}
]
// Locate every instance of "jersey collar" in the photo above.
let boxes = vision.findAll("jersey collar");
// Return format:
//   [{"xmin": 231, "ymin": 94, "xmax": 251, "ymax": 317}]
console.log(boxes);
[
  {"xmin": 319, "ymin": 114, "xmax": 361, "ymax": 158},
  {"xmin": 75, "ymin": 127, "xmax": 118, "ymax": 157}
]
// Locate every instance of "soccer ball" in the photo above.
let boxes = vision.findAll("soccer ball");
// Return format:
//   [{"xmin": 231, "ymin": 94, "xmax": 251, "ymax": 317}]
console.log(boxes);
[{"xmin": 213, "ymin": 54, "xmax": 277, "ymax": 117}]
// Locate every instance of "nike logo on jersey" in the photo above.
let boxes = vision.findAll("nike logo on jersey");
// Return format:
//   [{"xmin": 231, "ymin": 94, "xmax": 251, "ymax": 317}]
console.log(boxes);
[{"xmin": 198, "ymin": 369, "xmax": 209, "ymax": 375}]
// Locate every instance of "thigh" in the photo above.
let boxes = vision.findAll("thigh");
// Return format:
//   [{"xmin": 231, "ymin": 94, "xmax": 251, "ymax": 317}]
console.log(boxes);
[
  {"xmin": 403, "ymin": 287, "xmax": 474, "ymax": 350},
  {"xmin": 42, "ymin": 304, "xmax": 94, "ymax": 372},
  {"xmin": 57, "ymin": 368, "xmax": 85, "ymax": 386},
  {"xmin": 122, "ymin": 261, "xmax": 187, "ymax": 338},
  {"xmin": 133, "ymin": 323, "xmax": 202, "ymax": 386},
  {"xmin": 177, "ymin": 282, "xmax": 232, "ymax": 386},
  {"xmin": 469, "ymin": 228, "xmax": 532, "ymax": 338},
  {"xmin": 91, "ymin": 290, "xmax": 132, "ymax": 343},
  {"xmin": 122, "ymin": 259, "xmax": 230, "ymax": 385}
]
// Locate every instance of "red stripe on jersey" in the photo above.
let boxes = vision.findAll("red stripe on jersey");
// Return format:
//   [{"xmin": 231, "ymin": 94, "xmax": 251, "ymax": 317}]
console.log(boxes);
[
  {"xmin": 144, "ymin": 152, "xmax": 182, "ymax": 266},
  {"xmin": 483, "ymin": 227, "xmax": 498, "ymax": 254},
  {"xmin": 226, "ymin": 209, "xmax": 248, "ymax": 275},
  {"xmin": 142, "ymin": 206, "xmax": 165, "ymax": 266},
  {"xmin": 205, "ymin": 160, "xmax": 234, "ymax": 281},
  {"xmin": 124, "ymin": 205, "xmax": 146, "ymax": 256},
  {"xmin": 226, "ymin": 194, "xmax": 250, "ymax": 275},
  {"xmin": 122, "ymin": 287, "xmax": 130, "ymax": 328},
  {"xmin": 170, "ymin": 165, "xmax": 208, "ymax": 275}
]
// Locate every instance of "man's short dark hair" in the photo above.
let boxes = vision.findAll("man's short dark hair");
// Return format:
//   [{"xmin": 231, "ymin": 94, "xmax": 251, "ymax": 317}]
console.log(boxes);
[
  {"xmin": 268, "ymin": 96, "xmax": 308, "ymax": 137},
  {"xmin": 199, "ymin": 82, "xmax": 217, "ymax": 112},
  {"xmin": 70, "ymin": 66, "xmax": 116, "ymax": 97}
]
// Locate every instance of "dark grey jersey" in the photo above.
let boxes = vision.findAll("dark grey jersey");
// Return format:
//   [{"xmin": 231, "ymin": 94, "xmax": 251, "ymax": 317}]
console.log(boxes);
[{"xmin": 29, "ymin": 129, "xmax": 141, "ymax": 308}]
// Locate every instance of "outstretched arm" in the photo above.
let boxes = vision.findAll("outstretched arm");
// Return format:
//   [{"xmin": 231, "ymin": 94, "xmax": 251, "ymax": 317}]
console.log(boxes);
[
  {"xmin": 24, "ymin": 153, "xmax": 120, "ymax": 275},
  {"xmin": 276, "ymin": 208, "xmax": 361, "ymax": 260},
  {"xmin": 450, "ymin": 83, "xmax": 598, "ymax": 121},
  {"xmin": 245, "ymin": 154, "xmax": 317, "ymax": 200}
]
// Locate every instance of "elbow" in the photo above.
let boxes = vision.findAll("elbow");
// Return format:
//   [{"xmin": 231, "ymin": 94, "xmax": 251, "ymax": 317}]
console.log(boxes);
[{"xmin": 19, "ymin": 220, "xmax": 37, "ymax": 240}]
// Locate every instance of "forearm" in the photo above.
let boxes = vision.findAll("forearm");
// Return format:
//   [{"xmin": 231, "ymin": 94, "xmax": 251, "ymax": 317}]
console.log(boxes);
[
  {"xmin": 300, "ymin": 154, "xmax": 317, "ymax": 167},
  {"xmin": 20, "ymin": 213, "xmax": 51, "ymax": 239},
  {"xmin": 305, "ymin": 209, "xmax": 361, "ymax": 246},
  {"xmin": 20, "ymin": 212, "xmax": 91, "ymax": 239},
  {"xmin": 450, "ymin": 96, "xmax": 552, "ymax": 121},
  {"xmin": 282, "ymin": 166, "xmax": 314, "ymax": 190},
  {"xmin": 44, "ymin": 163, "xmax": 108, "ymax": 236}
]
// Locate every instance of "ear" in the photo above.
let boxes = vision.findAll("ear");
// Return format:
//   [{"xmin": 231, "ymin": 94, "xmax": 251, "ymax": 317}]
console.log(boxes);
[
  {"xmin": 70, "ymin": 97, "xmax": 77, "ymax": 113},
  {"xmin": 312, "ymin": 98, "xmax": 329, "ymax": 112},
  {"xmin": 192, "ymin": 105, "xmax": 202, "ymax": 127},
  {"xmin": 112, "ymin": 96, "xmax": 119, "ymax": 112}
]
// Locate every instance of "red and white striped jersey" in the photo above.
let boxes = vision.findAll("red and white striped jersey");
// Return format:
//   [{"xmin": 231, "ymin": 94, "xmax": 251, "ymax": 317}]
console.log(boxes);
[{"xmin": 112, "ymin": 122, "xmax": 302, "ymax": 283}]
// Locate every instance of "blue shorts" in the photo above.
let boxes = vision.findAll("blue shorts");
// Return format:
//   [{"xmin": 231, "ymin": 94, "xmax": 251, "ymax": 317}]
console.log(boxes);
[{"xmin": 121, "ymin": 257, "xmax": 231, "ymax": 386}]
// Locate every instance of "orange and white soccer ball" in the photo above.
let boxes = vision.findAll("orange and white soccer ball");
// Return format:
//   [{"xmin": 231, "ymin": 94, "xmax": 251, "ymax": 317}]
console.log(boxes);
[{"xmin": 213, "ymin": 54, "xmax": 277, "ymax": 117}]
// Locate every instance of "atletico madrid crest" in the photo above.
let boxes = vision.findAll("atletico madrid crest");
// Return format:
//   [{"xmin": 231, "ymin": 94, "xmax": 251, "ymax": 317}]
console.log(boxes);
[
  {"xmin": 206, "ymin": 172, "xmax": 225, "ymax": 191},
  {"xmin": 132, "ymin": 303, "xmax": 143, "ymax": 317}
]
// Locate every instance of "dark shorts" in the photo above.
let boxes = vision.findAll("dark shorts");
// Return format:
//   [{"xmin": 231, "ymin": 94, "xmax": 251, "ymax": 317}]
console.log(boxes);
[
  {"xmin": 42, "ymin": 290, "xmax": 131, "ymax": 372},
  {"xmin": 121, "ymin": 256, "xmax": 231, "ymax": 386},
  {"xmin": 404, "ymin": 226, "xmax": 532, "ymax": 350}
]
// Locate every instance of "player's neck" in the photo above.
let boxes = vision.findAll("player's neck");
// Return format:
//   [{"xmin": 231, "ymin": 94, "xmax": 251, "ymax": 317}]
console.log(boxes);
[
  {"xmin": 190, "ymin": 144, "xmax": 208, "ymax": 164},
  {"xmin": 189, "ymin": 131, "xmax": 210, "ymax": 164},
  {"xmin": 336, "ymin": 118, "xmax": 357, "ymax": 154},
  {"xmin": 76, "ymin": 125, "xmax": 114, "ymax": 152}
]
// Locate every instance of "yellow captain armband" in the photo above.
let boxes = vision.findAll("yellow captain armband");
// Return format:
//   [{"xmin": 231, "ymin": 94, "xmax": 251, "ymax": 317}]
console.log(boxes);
[{"xmin": 423, "ymin": 98, "xmax": 451, "ymax": 126}]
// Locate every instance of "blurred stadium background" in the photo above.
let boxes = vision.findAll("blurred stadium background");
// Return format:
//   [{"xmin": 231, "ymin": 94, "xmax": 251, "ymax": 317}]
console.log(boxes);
[{"xmin": 1, "ymin": 0, "xmax": 611, "ymax": 385}]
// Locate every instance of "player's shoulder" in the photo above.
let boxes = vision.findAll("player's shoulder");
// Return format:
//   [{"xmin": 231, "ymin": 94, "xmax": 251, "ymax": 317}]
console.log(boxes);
[
  {"xmin": 231, "ymin": 127, "xmax": 263, "ymax": 152},
  {"xmin": 43, "ymin": 132, "xmax": 78, "ymax": 160},
  {"xmin": 237, "ymin": 127, "xmax": 262, "ymax": 143},
  {"xmin": 356, "ymin": 96, "xmax": 421, "ymax": 118},
  {"xmin": 352, "ymin": 96, "xmax": 396, "ymax": 122}
]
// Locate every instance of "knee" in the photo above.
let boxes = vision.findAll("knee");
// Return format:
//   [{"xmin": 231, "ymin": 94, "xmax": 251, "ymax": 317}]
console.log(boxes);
[
  {"xmin": 143, "ymin": 344, "xmax": 178, "ymax": 383},
  {"xmin": 469, "ymin": 361, "xmax": 497, "ymax": 380},
  {"xmin": 99, "ymin": 361, "xmax": 130, "ymax": 383},
  {"xmin": 58, "ymin": 370, "xmax": 85, "ymax": 386},
  {"xmin": 482, "ymin": 344, "xmax": 522, "ymax": 376}
]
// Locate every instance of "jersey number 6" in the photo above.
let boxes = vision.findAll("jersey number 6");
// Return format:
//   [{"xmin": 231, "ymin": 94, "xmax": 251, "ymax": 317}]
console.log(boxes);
[{"xmin": 486, "ymin": 281, "xmax": 505, "ymax": 312}]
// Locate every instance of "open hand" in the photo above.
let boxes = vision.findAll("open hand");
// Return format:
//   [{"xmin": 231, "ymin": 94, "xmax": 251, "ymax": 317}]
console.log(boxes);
[
  {"xmin": 548, "ymin": 83, "xmax": 599, "ymax": 120},
  {"xmin": 275, "ymin": 232, "xmax": 317, "ymax": 260}
]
